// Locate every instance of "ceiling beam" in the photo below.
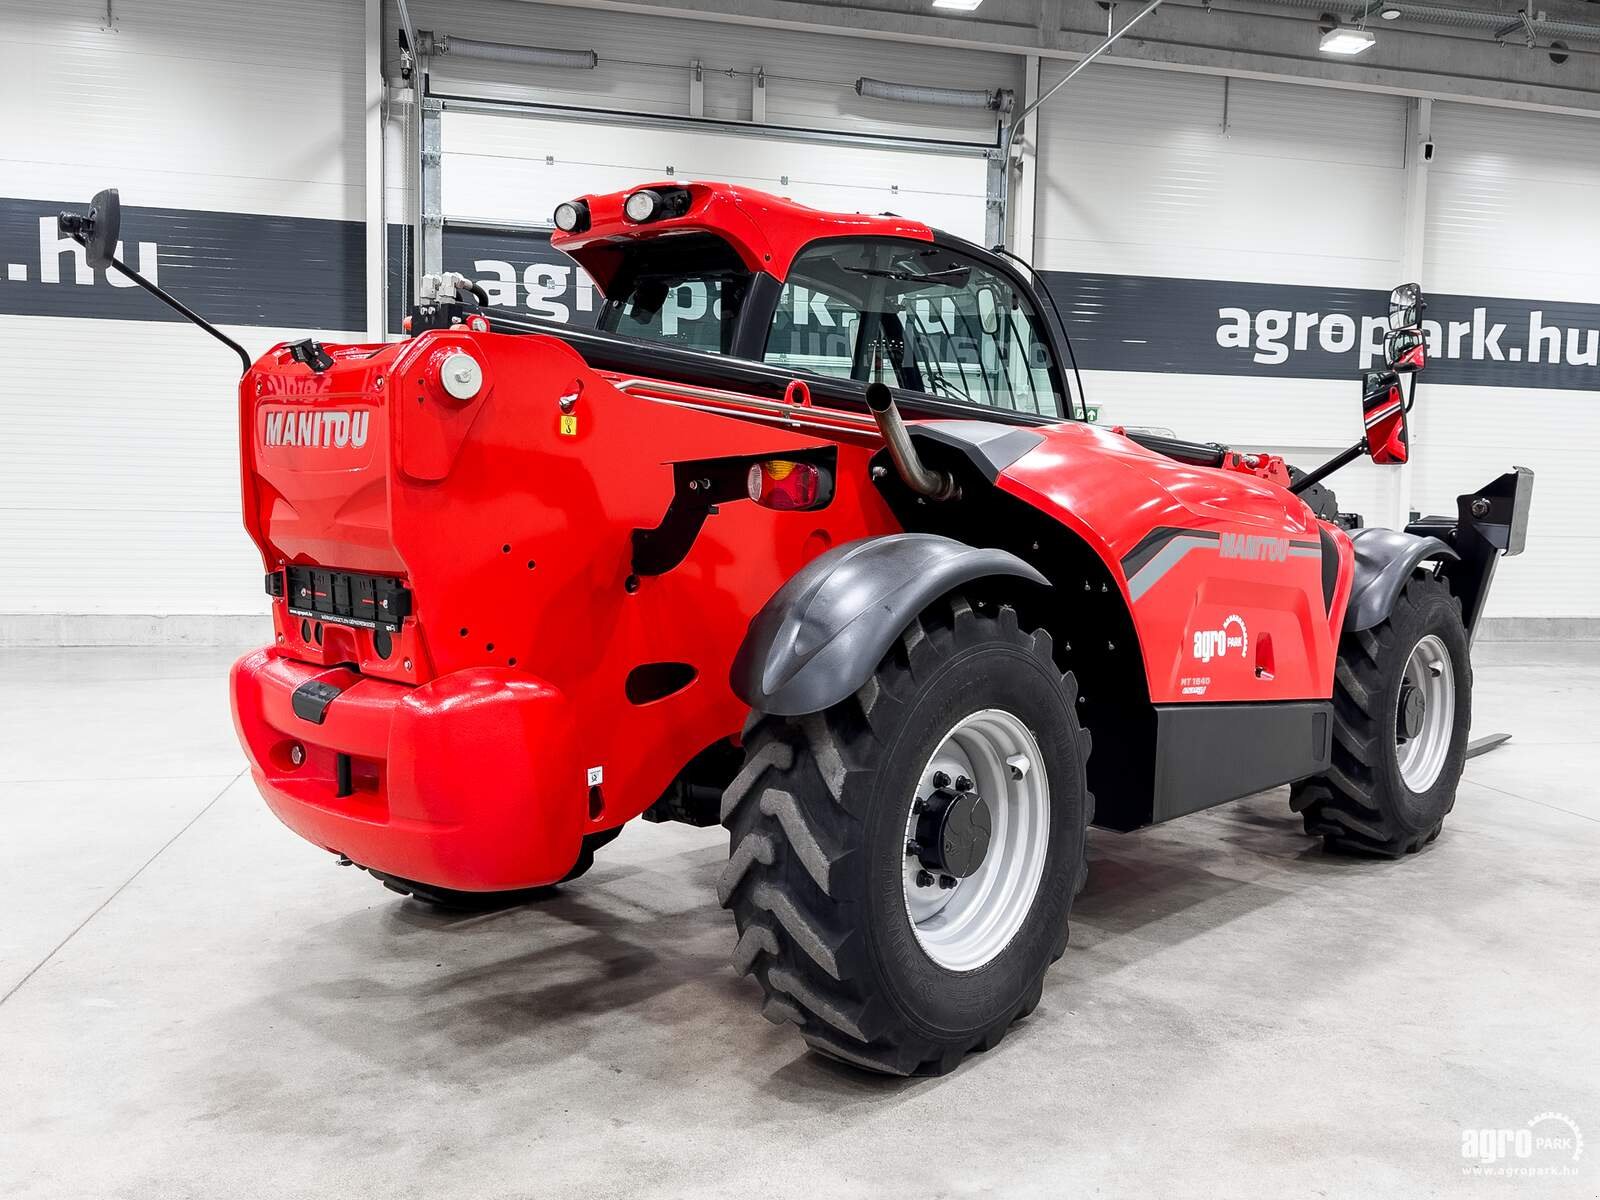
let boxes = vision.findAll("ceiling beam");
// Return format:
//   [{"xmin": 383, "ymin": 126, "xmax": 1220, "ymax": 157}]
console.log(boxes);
[{"xmin": 532, "ymin": 0, "xmax": 1600, "ymax": 113}]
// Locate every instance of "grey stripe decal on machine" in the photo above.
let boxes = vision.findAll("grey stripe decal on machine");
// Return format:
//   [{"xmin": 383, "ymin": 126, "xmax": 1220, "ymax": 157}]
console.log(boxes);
[
  {"xmin": 1123, "ymin": 529, "xmax": 1221, "ymax": 602},
  {"xmin": 1122, "ymin": 531, "xmax": 1323, "ymax": 602}
]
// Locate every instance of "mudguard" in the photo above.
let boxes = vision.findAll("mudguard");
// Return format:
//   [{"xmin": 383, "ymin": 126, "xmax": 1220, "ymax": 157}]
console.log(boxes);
[
  {"xmin": 1343, "ymin": 527, "xmax": 1457, "ymax": 633},
  {"xmin": 731, "ymin": 533, "xmax": 1048, "ymax": 717}
]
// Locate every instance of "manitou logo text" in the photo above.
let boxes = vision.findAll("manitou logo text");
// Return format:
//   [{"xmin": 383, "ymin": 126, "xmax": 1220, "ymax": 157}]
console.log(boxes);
[
  {"xmin": 1219, "ymin": 533, "xmax": 1289, "ymax": 562},
  {"xmin": 262, "ymin": 409, "xmax": 369, "ymax": 449},
  {"xmin": 1193, "ymin": 614, "xmax": 1248, "ymax": 664}
]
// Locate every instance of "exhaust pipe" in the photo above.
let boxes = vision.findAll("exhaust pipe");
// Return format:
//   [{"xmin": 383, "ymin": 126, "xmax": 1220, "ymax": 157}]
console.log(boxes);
[{"xmin": 866, "ymin": 382, "xmax": 960, "ymax": 502}]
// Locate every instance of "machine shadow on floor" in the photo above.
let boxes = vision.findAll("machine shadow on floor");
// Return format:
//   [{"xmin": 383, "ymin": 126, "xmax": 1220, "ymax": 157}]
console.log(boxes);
[{"xmin": 245, "ymin": 792, "xmax": 1435, "ymax": 1103}]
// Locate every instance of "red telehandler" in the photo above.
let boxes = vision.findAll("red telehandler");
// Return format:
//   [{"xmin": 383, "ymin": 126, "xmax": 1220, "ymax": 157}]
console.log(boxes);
[{"xmin": 58, "ymin": 182, "xmax": 1530, "ymax": 1075}]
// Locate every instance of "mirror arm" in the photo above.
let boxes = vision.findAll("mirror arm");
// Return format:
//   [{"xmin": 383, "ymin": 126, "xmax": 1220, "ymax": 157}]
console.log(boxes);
[
  {"xmin": 1289, "ymin": 439, "xmax": 1368, "ymax": 496},
  {"xmin": 73, "ymin": 234, "xmax": 253, "ymax": 375}
]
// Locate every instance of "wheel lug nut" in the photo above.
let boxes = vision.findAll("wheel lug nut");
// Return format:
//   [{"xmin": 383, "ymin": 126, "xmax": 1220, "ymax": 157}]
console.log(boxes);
[
  {"xmin": 911, "ymin": 797, "xmax": 925, "ymax": 813},
  {"xmin": 932, "ymin": 771, "xmax": 950, "ymax": 789},
  {"xmin": 954, "ymin": 775, "xmax": 973, "ymax": 793},
  {"xmin": 906, "ymin": 840, "xmax": 921, "ymax": 857},
  {"xmin": 916, "ymin": 869, "xmax": 935, "ymax": 888},
  {"xmin": 938, "ymin": 875, "xmax": 958, "ymax": 890}
]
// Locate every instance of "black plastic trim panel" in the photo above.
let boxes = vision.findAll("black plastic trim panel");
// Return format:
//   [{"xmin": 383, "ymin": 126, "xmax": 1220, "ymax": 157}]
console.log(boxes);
[
  {"xmin": 909, "ymin": 421, "xmax": 1045, "ymax": 482},
  {"xmin": 1150, "ymin": 701, "xmax": 1333, "ymax": 824}
]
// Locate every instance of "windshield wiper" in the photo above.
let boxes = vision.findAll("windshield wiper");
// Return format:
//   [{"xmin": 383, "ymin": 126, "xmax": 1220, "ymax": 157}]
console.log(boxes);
[{"xmin": 855, "ymin": 266, "xmax": 970, "ymax": 287}]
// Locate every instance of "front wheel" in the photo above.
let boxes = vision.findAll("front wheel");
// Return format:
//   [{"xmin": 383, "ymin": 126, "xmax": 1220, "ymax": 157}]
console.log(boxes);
[
  {"xmin": 718, "ymin": 595, "xmax": 1091, "ymax": 1075},
  {"xmin": 1290, "ymin": 571, "xmax": 1471, "ymax": 857}
]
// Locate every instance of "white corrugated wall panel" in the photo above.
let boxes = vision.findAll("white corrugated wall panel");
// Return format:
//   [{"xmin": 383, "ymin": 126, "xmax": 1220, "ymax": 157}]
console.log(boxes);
[
  {"xmin": 0, "ymin": 0, "xmax": 367, "ymax": 621},
  {"xmin": 1, "ymin": 317, "xmax": 366, "ymax": 616},
  {"xmin": 443, "ymin": 112, "xmax": 990, "ymax": 241},
  {"xmin": 1425, "ymin": 103, "xmax": 1600, "ymax": 305},
  {"xmin": 1033, "ymin": 65, "xmax": 1407, "ymax": 286},
  {"xmin": 1419, "ymin": 102, "xmax": 1600, "ymax": 620},
  {"xmin": 403, "ymin": 0, "xmax": 1019, "ymax": 144},
  {"xmin": 0, "ymin": 0, "xmax": 365, "ymax": 220}
]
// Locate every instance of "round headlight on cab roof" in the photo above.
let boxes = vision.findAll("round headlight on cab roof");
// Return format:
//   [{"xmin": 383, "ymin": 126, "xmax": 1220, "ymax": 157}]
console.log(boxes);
[
  {"xmin": 553, "ymin": 199, "xmax": 589, "ymax": 233},
  {"xmin": 624, "ymin": 190, "xmax": 660, "ymax": 223}
]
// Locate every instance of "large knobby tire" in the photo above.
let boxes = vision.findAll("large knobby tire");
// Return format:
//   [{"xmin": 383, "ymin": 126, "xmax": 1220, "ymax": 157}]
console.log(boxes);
[
  {"xmin": 719, "ymin": 595, "xmax": 1092, "ymax": 1076},
  {"xmin": 1290, "ymin": 571, "xmax": 1471, "ymax": 857}
]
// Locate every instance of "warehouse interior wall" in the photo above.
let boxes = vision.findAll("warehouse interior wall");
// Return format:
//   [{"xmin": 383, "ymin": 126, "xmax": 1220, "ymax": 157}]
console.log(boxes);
[
  {"xmin": 0, "ymin": 0, "xmax": 368, "ymax": 642},
  {"xmin": 2, "ymin": 0, "xmax": 1595, "ymax": 643}
]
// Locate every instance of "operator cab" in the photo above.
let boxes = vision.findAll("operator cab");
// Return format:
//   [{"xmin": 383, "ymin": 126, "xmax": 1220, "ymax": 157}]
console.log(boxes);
[{"xmin": 548, "ymin": 181, "xmax": 1086, "ymax": 426}]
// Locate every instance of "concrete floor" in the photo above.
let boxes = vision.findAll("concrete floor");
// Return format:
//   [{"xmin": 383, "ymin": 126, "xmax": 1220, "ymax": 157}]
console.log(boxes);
[{"xmin": 1, "ymin": 643, "xmax": 1596, "ymax": 1199}]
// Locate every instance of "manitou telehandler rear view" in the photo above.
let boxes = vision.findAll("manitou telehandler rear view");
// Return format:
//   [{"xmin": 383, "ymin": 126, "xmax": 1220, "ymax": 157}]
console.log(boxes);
[{"xmin": 58, "ymin": 180, "xmax": 1531, "ymax": 1075}]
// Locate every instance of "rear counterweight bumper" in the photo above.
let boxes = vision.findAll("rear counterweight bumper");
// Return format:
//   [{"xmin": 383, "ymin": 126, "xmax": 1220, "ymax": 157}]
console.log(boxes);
[{"xmin": 230, "ymin": 648, "xmax": 586, "ymax": 891}]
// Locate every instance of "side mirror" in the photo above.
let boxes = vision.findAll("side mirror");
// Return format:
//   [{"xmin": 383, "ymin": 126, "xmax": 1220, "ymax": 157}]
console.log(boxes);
[
  {"xmin": 1362, "ymin": 369, "xmax": 1410, "ymax": 465},
  {"xmin": 1385, "ymin": 327, "xmax": 1426, "ymax": 374},
  {"xmin": 85, "ymin": 189, "xmax": 122, "ymax": 269},
  {"xmin": 56, "ymin": 187, "xmax": 122, "ymax": 270},
  {"xmin": 1388, "ymin": 281, "xmax": 1423, "ymax": 331}
]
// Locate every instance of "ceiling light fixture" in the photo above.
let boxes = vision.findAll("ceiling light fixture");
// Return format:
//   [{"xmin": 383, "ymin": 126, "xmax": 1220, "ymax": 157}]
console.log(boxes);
[
  {"xmin": 931, "ymin": 0, "xmax": 985, "ymax": 11},
  {"xmin": 1379, "ymin": 6, "xmax": 1403, "ymax": 18},
  {"xmin": 1320, "ymin": 25, "xmax": 1376, "ymax": 54},
  {"xmin": 855, "ymin": 77, "xmax": 1012, "ymax": 110}
]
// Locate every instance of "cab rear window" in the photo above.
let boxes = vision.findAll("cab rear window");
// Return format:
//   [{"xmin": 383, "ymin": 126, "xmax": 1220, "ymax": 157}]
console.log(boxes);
[{"xmin": 596, "ymin": 233, "xmax": 754, "ymax": 356}]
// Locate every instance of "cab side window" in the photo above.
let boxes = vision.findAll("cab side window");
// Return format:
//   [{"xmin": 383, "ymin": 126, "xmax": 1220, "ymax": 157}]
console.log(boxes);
[{"xmin": 763, "ymin": 238, "xmax": 1068, "ymax": 418}]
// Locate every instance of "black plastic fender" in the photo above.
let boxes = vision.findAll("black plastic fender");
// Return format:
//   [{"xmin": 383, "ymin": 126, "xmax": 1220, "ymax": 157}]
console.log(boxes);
[
  {"xmin": 1343, "ymin": 527, "xmax": 1457, "ymax": 633},
  {"xmin": 731, "ymin": 534, "xmax": 1049, "ymax": 717}
]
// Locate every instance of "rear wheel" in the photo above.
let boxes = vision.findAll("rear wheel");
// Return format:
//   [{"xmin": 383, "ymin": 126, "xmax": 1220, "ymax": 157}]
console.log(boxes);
[
  {"xmin": 1290, "ymin": 571, "xmax": 1471, "ymax": 857},
  {"xmin": 718, "ymin": 596, "xmax": 1091, "ymax": 1075}
]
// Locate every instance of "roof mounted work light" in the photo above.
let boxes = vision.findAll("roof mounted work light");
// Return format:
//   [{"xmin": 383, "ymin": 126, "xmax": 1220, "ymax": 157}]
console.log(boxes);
[
  {"xmin": 553, "ymin": 199, "xmax": 590, "ymax": 233},
  {"xmin": 624, "ymin": 187, "xmax": 692, "ymax": 223}
]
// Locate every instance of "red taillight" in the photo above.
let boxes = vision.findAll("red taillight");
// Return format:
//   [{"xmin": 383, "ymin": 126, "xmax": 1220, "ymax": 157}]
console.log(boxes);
[{"xmin": 747, "ymin": 459, "xmax": 824, "ymax": 511}]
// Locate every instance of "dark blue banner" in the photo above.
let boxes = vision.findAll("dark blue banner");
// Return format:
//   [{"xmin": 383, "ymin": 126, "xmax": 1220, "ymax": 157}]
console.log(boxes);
[
  {"xmin": 1049, "ymin": 273, "xmax": 1600, "ymax": 390},
  {"xmin": 6, "ymin": 197, "xmax": 1596, "ymax": 391},
  {"xmin": 0, "ymin": 197, "xmax": 364, "ymax": 330}
]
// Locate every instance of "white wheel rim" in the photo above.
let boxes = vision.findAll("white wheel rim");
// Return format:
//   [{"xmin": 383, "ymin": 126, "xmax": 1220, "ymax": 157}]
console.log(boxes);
[
  {"xmin": 902, "ymin": 708, "xmax": 1050, "ymax": 973},
  {"xmin": 1396, "ymin": 634, "xmax": 1455, "ymax": 792}
]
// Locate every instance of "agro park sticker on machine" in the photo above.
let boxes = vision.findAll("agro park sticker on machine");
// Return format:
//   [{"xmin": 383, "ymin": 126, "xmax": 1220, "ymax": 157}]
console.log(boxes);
[
  {"xmin": 1192, "ymin": 613, "xmax": 1248, "ymax": 665},
  {"xmin": 7, "ymin": 196, "xmax": 1599, "ymax": 391},
  {"xmin": 1181, "ymin": 613, "xmax": 1248, "ymax": 697}
]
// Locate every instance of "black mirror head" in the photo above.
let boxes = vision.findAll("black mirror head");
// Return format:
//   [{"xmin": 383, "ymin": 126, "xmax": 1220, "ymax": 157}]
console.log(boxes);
[
  {"xmin": 85, "ymin": 189, "xmax": 122, "ymax": 270},
  {"xmin": 1388, "ymin": 281, "xmax": 1423, "ymax": 331},
  {"xmin": 56, "ymin": 188, "xmax": 122, "ymax": 270}
]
